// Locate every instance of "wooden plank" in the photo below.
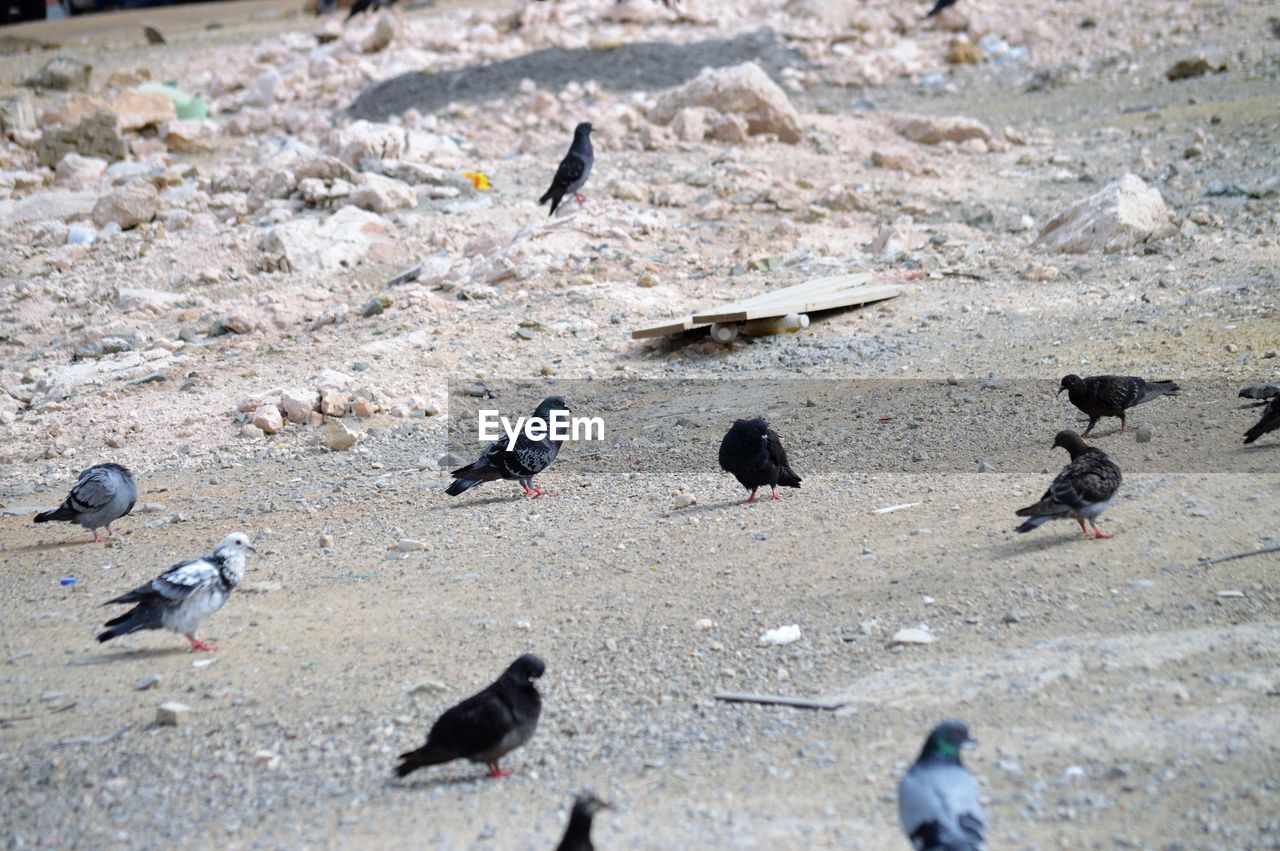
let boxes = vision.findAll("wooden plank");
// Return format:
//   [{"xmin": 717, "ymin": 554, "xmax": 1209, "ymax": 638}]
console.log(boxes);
[
  {"xmin": 631, "ymin": 316, "xmax": 698, "ymax": 339},
  {"xmin": 695, "ymin": 272, "xmax": 871, "ymax": 315},
  {"xmin": 713, "ymin": 691, "xmax": 845, "ymax": 711},
  {"xmin": 693, "ymin": 283, "xmax": 901, "ymax": 324}
]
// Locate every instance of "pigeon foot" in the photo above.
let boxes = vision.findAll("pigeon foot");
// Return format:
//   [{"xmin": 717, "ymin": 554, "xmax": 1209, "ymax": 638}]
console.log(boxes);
[
  {"xmin": 487, "ymin": 763, "xmax": 512, "ymax": 778},
  {"xmin": 186, "ymin": 636, "xmax": 218, "ymax": 652},
  {"xmin": 740, "ymin": 489, "xmax": 757, "ymax": 505},
  {"xmin": 575, "ymin": 193, "xmax": 586, "ymax": 203},
  {"xmin": 521, "ymin": 484, "xmax": 547, "ymax": 498},
  {"xmin": 770, "ymin": 486, "xmax": 781, "ymax": 501},
  {"xmin": 1090, "ymin": 526, "xmax": 1112, "ymax": 539},
  {"xmin": 92, "ymin": 530, "xmax": 108, "ymax": 543}
]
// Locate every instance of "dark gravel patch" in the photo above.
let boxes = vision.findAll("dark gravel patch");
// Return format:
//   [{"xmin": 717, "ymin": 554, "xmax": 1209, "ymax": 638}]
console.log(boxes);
[{"xmin": 349, "ymin": 27, "xmax": 805, "ymax": 121}]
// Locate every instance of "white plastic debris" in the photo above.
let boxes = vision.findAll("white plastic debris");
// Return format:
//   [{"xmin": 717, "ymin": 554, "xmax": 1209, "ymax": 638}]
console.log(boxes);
[
  {"xmin": 890, "ymin": 626, "xmax": 935, "ymax": 645},
  {"xmin": 759, "ymin": 624, "xmax": 801, "ymax": 646},
  {"xmin": 874, "ymin": 502, "xmax": 920, "ymax": 514}
]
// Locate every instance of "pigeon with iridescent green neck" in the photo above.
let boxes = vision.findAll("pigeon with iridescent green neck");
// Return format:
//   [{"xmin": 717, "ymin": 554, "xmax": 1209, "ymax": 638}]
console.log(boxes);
[{"xmin": 898, "ymin": 720, "xmax": 985, "ymax": 851}]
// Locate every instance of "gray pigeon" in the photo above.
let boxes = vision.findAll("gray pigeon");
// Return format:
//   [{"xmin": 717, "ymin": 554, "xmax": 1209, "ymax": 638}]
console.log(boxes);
[
  {"xmin": 1239, "ymin": 382, "xmax": 1280, "ymax": 401},
  {"xmin": 1015, "ymin": 430, "xmax": 1121, "ymax": 538},
  {"xmin": 898, "ymin": 720, "xmax": 985, "ymax": 851},
  {"xmin": 34, "ymin": 463, "xmax": 137, "ymax": 542},
  {"xmin": 396, "ymin": 654, "xmax": 544, "ymax": 779},
  {"xmin": 446, "ymin": 396, "xmax": 569, "ymax": 498},
  {"xmin": 1058, "ymin": 374, "xmax": 1179, "ymax": 436},
  {"xmin": 540, "ymin": 123, "xmax": 593, "ymax": 216},
  {"xmin": 97, "ymin": 532, "xmax": 255, "ymax": 652}
]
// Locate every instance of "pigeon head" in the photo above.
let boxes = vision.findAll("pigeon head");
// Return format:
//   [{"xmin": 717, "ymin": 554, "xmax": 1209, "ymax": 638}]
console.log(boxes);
[
  {"xmin": 504, "ymin": 653, "xmax": 546, "ymax": 686},
  {"xmin": 217, "ymin": 532, "xmax": 256, "ymax": 555},
  {"xmin": 571, "ymin": 791, "xmax": 612, "ymax": 819},
  {"xmin": 573, "ymin": 122, "xmax": 593, "ymax": 139},
  {"xmin": 920, "ymin": 720, "xmax": 975, "ymax": 761},
  {"xmin": 1052, "ymin": 429, "xmax": 1090, "ymax": 458},
  {"xmin": 1058, "ymin": 374, "xmax": 1083, "ymax": 396},
  {"xmin": 533, "ymin": 395, "xmax": 570, "ymax": 421}
]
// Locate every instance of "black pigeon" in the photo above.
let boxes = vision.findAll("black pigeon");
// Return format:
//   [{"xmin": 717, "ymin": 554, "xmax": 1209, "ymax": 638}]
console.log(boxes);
[
  {"xmin": 344, "ymin": 0, "xmax": 395, "ymax": 22},
  {"xmin": 718, "ymin": 417, "xmax": 801, "ymax": 504},
  {"xmin": 556, "ymin": 793, "xmax": 613, "ymax": 851},
  {"xmin": 35, "ymin": 463, "xmax": 137, "ymax": 543},
  {"xmin": 539, "ymin": 123, "xmax": 594, "ymax": 216},
  {"xmin": 1015, "ymin": 430, "xmax": 1121, "ymax": 539},
  {"xmin": 898, "ymin": 720, "xmax": 985, "ymax": 851},
  {"xmin": 925, "ymin": 0, "xmax": 957, "ymax": 16},
  {"xmin": 1244, "ymin": 397, "xmax": 1280, "ymax": 445},
  {"xmin": 395, "ymin": 654, "xmax": 545, "ymax": 779},
  {"xmin": 446, "ymin": 396, "xmax": 569, "ymax": 499},
  {"xmin": 1058, "ymin": 374, "xmax": 1179, "ymax": 436}
]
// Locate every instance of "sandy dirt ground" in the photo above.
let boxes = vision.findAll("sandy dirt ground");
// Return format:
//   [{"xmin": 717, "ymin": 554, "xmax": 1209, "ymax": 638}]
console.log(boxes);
[{"xmin": 0, "ymin": 0, "xmax": 1278, "ymax": 847}]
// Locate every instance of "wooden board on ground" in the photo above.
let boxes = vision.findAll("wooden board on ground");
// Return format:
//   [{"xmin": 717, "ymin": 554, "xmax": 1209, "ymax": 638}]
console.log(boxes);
[{"xmin": 631, "ymin": 273, "xmax": 901, "ymax": 339}]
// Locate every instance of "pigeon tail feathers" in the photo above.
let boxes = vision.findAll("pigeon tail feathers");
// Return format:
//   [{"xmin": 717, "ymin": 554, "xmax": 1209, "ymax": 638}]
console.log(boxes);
[
  {"xmin": 34, "ymin": 504, "xmax": 76, "ymax": 524},
  {"xmin": 1136, "ymin": 380, "xmax": 1179, "ymax": 405}
]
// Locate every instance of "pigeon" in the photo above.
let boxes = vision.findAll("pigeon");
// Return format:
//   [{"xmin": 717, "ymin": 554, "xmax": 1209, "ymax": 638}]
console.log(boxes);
[
  {"xmin": 1058, "ymin": 374, "xmax": 1179, "ymax": 436},
  {"xmin": 898, "ymin": 720, "xmax": 985, "ymax": 851},
  {"xmin": 34, "ymin": 463, "xmax": 137, "ymax": 543},
  {"xmin": 97, "ymin": 532, "xmax": 255, "ymax": 652},
  {"xmin": 1239, "ymin": 382, "xmax": 1280, "ymax": 401},
  {"xmin": 539, "ymin": 123, "xmax": 594, "ymax": 216},
  {"xmin": 446, "ymin": 396, "xmax": 569, "ymax": 499},
  {"xmin": 925, "ymin": 0, "xmax": 957, "ymax": 16},
  {"xmin": 556, "ymin": 793, "xmax": 613, "ymax": 851},
  {"xmin": 395, "ymin": 654, "xmax": 545, "ymax": 779},
  {"xmin": 718, "ymin": 417, "xmax": 801, "ymax": 503},
  {"xmin": 344, "ymin": 0, "xmax": 395, "ymax": 21},
  {"xmin": 1244, "ymin": 397, "xmax": 1280, "ymax": 445},
  {"xmin": 1015, "ymin": 430, "xmax": 1121, "ymax": 539}
]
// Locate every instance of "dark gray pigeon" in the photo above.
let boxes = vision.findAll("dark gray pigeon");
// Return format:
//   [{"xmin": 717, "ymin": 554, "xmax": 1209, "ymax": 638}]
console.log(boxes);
[
  {"xmin": 35, "ymin": 463, "xmax": 137, "ymax": 543},
  {"xmin": 396, "ymin": 654, "xmax": 545, "ymax": 779},
  {"xmin": 898, "ymin": 720, "xmax": 985, "ymax": 851},
  {"xmin": 1239, "ymin": 382, "xmax": 1280, "ymax": 401},
  {"xmin": 540, "ymin": 123, "xmax": 593, "ymax": 216},
  {"xmin": 446, "ymin": 396, "xmax": 569, "ymax": 499},
  {"xmin": 1015, "ymin": 430, "xmax": 1121, "ymax": 538},
  {"xmin": 556, "ymin": 792, "xmax": 612, "ymax": 851},
  {"xmin": 1244, "ymin": 397, "xmax": 1280, "ymax": 445},
  {"xmin": 718, "ymin": 417, "xmax": 801, "ymax": 503},
  {"xmin": 1058, "ymin": 374, "xmax": 1179, "ymax": 436},
  {"xmin": 98, "ymin": 532, "xmax": 255, "ymax": 652}
]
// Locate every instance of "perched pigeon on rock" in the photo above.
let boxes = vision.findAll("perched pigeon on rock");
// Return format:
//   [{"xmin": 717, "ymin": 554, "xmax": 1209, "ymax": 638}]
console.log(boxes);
[
  {"xmin": 540, "ymin": 123, "xmax": 593, "ymax": 216},
  {"xmin": 556, "ymin": 793, "xmax": 612, "ymax": 851},
  {"xmin": 1015, "ymin": 430, "xmax": 1121, "ymax": 538},
  {"xmin": 898, "ymin": 720, "xmax": 985, "ymax": 851},
  {"xmin": 97, "ymin": 532, "xmax": 255, "ymax": 652},
  {"xmin": 718, "ymin": 417, "xmax": 801, "ymax": 503},
  {"xmin": 34, "ymin": 463, "xmax": 137, "ymax": 543},
  {"xmin": 1244, "ymin": 397, "xmax": 1280, "ymax": 445},
  {"xmin": 396, "ymin": 654, "xmax": 545, "ymax": 779},
  {"xmin": 446, "ymin": 396, "xmax": 569, "ymax": 498},
  {"xmin": 1058, "ymin": 374, "xmax": 1179, "ymax": 436},
  {"xmin": 925, "ymin": 0, "xmax": 957, "ymax": 16}
]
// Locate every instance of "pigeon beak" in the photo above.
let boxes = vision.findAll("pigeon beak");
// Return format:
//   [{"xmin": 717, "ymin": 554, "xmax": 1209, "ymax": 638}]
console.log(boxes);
[
  {"xmin": 1056, "ymin": 386, "xmax": 1066, "ymax": 397},
  {"xmin": 248, "ymin": 544, "xmax": 258, "ymax": 553},
  {"xmin": 962, "ymin": 737, "xmax": 978, "ymax": 749}
]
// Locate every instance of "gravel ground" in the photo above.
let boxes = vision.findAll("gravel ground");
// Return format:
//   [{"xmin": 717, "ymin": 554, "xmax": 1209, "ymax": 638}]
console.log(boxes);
[{"xmin": 0, "ymin": 0, "xmax": 1278, "ymax": 848}]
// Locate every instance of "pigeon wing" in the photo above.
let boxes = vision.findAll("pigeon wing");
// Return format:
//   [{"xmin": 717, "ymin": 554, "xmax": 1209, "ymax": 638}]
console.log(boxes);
[
  {"xmin": 543, "ymin": 153, "xmax": 585, "ymax": 200},
  {"xmin": 68, "ymin": 466, "xmax": 119, "ymax": 513},
  {"xmin": 898, "ymin": 763, "xmax": 985, "ymax": 850},
  {"xmin": 429, "ymin": 685, "xmax": 518, "ymax": 760}
]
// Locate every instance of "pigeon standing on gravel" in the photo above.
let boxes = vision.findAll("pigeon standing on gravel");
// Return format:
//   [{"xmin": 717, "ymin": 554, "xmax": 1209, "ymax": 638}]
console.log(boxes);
[
  {"xmin": 1015, "ymin": 430, "xmax": 1121, "ymax": 539},
  {"xmin": 1058, "ymin": 374, "xmax": 1179, "ymax": 436},
  {"xmin": 898, "ymin": 720, "xmax": 985, "ymax": 851},
  {"xmin": 395, "ymin": 654, "xmax": 545, "ymax": 779},
  {"xmin": 1243, "ymin": 396, "xmax": 1280, "ymax": 445},
  {"xmin": 556, "ymin": 793, "xmax": 612, "ymax": 851},
  {"xmin": 718, "ymin": 417, "xmax": 801, "ymax": 503},
  {"xmin": 97, "ymin": 532, "xmax": 255, "ymax": 652},
  {"xmin": 539, "ymin": 123, "xmax": 594, "ymax": 216},
  {"xmin": 446, "ymin": 396, "xmax": 570, "ymax": 499},
  {"xmin": 34, "ymin": 463, "xmax": 137, "ymax": 543}
]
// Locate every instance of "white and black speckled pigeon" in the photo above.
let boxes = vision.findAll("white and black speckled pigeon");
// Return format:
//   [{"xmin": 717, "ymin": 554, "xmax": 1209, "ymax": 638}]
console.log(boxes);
[
  {"xmin": 539, "ymin": 123, "xmax": 593, "ymax": 216},
  {"xmin": 1015, "ymin": 430, "xmax": 1121, "ymax": 539},
  {"xmin": 718, "ymin": 417, "xmax": 801, "ymax": 503},
  {"xmin": 1244, "ymin": 397, "xmax": 1280, "ymax": 445},
  {"xmin": 898, "ymin": 720, "xmax": 985, "ymax": 851},
  {"xmin": 34, "ymin": 463, "xmax": 137, "ymax": 543},
  {"xmin": 396, "ymin": 654, "xmax": 545, "ymax": 779},
  {"xmin": 446, "ymin": 396, "xmax": 569, "ymax": 499},
  {"xmin": 97, "ymin": 533, "xmax": 255, "ymax": 652},
  {"xmin": 1058, "ymin": 374, "xmax": 1179, "ymax": 436},
  {"xmin": 556, "ymin": 792, "xmax": 613, "ymax": 851}
]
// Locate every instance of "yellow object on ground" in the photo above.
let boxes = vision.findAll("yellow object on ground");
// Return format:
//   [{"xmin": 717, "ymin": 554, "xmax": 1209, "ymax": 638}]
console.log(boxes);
[{"xmin": 462, "ymin": 171, "xmax": 491, "ymax": 191}]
